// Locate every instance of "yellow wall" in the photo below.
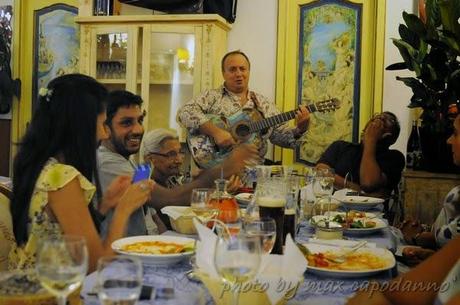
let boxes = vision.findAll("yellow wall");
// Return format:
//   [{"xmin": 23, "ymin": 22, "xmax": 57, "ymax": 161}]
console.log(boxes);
[{"xmin": 11, "ymin": 0, "xmax": 78, "ymax": 159}]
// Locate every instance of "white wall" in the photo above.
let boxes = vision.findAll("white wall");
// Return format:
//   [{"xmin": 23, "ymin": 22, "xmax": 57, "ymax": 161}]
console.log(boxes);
[
  {"xmin": 228, "ymin": 0, "xmax": 416, "ymax": 156},
  {"xmin": 227, "ymin": 0, "xmax": 278, "ymax": 102}
]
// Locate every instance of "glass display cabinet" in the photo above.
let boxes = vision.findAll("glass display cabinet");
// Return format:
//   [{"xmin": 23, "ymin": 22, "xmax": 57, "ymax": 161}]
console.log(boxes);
[{"xmin": 76, "ymin": 14, "xmax": 230, "ymax": 139}]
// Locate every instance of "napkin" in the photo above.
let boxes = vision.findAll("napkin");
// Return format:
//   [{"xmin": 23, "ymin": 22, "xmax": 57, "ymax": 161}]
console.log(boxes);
[
  {"xmin": 193, "ymin": 219, "xmax": 308, "ymax": 305},
  {"xmin": 161, "ymin": 206, "xmax": 194, "ymax": 220}
]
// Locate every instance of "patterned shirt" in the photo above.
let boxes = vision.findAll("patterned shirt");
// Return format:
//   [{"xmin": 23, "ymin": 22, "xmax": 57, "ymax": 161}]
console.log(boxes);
[
  {"xmin": 432, "ymin": 185, "xmax": 460, "ymax": 247},
  {"xmin": 177, "ymin": 85, "xmax": 301, "ymax": 159},
  {"xmin": 8, "ymin": 158, "xmax": 95, "ymax": 270}
]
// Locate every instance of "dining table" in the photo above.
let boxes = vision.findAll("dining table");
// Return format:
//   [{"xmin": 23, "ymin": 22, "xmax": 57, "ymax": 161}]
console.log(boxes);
[{"xmin": 81, "ymin": 216, "xmax": 403, "ymax": 305}]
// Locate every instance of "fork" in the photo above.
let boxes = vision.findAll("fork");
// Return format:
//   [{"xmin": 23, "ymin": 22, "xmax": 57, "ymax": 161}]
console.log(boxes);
[{"xmin": 326, "ymin": 240, "xmax": 368, "ymax": 263}]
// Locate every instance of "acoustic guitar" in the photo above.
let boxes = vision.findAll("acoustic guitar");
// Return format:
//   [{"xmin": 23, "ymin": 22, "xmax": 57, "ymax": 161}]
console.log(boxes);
[{"xmin": 186, "ymin": 98, "xmax": 340, "ymax": 169}]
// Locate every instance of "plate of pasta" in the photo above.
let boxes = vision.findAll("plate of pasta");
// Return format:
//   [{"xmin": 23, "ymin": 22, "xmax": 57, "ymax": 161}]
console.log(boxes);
[
  {"xmin": 302, "ymin": 243, "xmax": 395, "ymax": 278},
  {"xmin": 112, "ymin": 235, "xmax": 195, "ymax": 265}
]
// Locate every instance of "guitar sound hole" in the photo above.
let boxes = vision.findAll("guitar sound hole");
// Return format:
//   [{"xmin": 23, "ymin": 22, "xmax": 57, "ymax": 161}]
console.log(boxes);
[{"xmin": 235, "ymin": 124, "xmax": 251, "ymax": 137}]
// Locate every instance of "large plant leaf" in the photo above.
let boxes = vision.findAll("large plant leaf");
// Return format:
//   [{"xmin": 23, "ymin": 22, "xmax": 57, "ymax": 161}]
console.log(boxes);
[
  {"xmin": 396, "ymin": 76, "xmax": 428, "ymax": 99},
  {"xmin": 439, "ymin": 0, "xmax": 460, "ymax": 38},
  {"xmin": 425, "ymin": 0, "xmax": 441, "ymax": 28},
  {"xmin": 386, "ymin": 62, "xmax": 408, "ymax": 70},
  {"xmin": 398, "ymin": 24, "xmax": 420, "ymax": 49},
  {"xmin": 439, "ymin": 30, "xmax": 460, "ymax": 54},
  {"xmin": 403, "ymin": 11, "xmax": 427, "ymax": 38},
  {"xmin": 392, "ymin": 38, "xmax": 419, "ymax": 70}
]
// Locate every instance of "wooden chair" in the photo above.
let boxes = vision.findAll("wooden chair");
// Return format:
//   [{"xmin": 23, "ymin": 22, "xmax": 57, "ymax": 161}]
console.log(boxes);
[{"xmin": 0, "ymin": 183, "xmax": 15, "ymax": 270}]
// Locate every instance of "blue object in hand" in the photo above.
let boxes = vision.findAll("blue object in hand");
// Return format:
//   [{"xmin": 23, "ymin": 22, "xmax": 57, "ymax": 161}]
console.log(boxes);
[{"xmin": 132, "ymin": 163, "xmax": 152, "ymax": 183}]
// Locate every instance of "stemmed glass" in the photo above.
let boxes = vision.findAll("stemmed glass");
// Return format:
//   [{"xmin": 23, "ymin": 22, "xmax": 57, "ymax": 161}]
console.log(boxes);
[
  {"xmin": 214, "ymin": 235, "xmax": 261, "ymax": 305},
  {"xmin": 243, "ymin": 217, "xmax": 276, "ymax": 254},
  {"xmin": 190, "ymin": 188, "xmax": 218, "ymax": 225},
  {"xmin": 301, "ymin": 167, "xmax": 316, "ymax": 222},
  {"xmin": 313, "ymin": 168, "xmax": 335, "ymax": 199},
  {"xmin": 96, "ymin": 256, "xmax": 143, "ymax": 305},
  {"xmin": 36, "ymin": 235, "xmax": 88, "ymax": 305}
]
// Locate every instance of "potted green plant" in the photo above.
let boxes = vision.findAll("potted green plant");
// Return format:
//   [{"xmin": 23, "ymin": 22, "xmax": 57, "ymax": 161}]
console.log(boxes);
[{"xmin": 386, "ymin": 0, "xmax": 460, "ymax": 172}]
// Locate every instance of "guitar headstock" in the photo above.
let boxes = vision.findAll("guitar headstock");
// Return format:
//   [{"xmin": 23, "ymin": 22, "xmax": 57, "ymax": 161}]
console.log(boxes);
[{"xmin": 315, "ymin": 98, "xmax": 341, "ymax": 113}]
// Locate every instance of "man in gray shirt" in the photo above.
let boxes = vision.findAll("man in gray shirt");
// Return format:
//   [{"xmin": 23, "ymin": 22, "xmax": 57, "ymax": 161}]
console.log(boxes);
[{"xmin": 98, "ymin": 90, "xmax": 258, "ymax": 237}]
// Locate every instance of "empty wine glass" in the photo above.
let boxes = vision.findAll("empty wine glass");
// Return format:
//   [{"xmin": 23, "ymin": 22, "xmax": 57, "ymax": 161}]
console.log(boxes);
[
  {"xmin": 243, "ymin": 217, "xmax": 276, "ymax": 254},
  {"xmin": 313, "ymin": 168, "xmax": 335, "ymax": 199},
  {"xmin": 97, "ymin": 256, "xmax": 143, "ymax": 305},
  {"xmin": 36, "ymin": 235, "xmax": 88, "ymax": 305},
  {"xmin": 214, "ymin": 234, "xmax": 261, "ymax": 305},
  {"xmin": 190, "ymin": 188, "xmax": 218, "ymax": 225}
]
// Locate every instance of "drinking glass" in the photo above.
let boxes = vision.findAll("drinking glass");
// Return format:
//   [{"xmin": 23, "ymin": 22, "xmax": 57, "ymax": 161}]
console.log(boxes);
[
  {"xmin": 36, "ymin": 235, "xmax": 88, "ymax": 305},
  {"xmin": 243, "ymin": 217, "xmax": 276, "ymax": 254},
  {"xmin": 312, "ymin": 168, "xmax": 335, "ymax": 199},
  {"xmin": 190, "ymin": 188, "xmax": 218, "ymax": 225},
  {"xmin": 97, "ymin": 256, "xmax": 143, "ymax": 305},
  {"xmin": 214, "ymin": 235, "xmax": 261, "ymax": 305},
  {"xmin": 301, "ymin": 167, "xmax": 316, "ymax": 221},
  {"xmin": 255, "ymin": 177, "xmax": 287, "ymax": 254}
]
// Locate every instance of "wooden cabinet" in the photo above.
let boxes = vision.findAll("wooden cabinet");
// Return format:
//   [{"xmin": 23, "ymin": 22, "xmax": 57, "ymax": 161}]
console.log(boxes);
[
  {"xmin": 75, "ymin": 14, "xmax": 230, "ymax": 139},
  {"xmin": 402, "ymin": 170, "xmax": 460, "ymax": 224}
]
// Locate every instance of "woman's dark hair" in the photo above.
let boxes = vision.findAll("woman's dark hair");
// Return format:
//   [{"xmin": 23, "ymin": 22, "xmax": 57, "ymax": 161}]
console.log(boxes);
[{"xmin": 11, "ymin": 74, "xmax": 108, "ymax": 245}]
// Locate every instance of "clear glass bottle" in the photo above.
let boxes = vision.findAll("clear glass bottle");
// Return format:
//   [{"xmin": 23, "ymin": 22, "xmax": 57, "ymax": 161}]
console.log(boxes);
[{"xmin": 209, "ymin": 179, "xmax": 240, "ymax": 235}]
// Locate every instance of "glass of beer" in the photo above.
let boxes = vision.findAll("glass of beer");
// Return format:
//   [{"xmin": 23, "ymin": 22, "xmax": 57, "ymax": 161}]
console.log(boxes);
[{"xmin": 255, "ymin": 177, "xmax": 287, "ymax": 254}]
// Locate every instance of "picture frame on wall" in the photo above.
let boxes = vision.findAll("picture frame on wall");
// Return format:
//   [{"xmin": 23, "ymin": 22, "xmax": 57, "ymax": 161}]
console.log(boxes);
[
  {"xmin": 296, "ymin": 0, "xmax": 362, "ymax": 165},
  {"xmin": 32, "ymin": 4, "xmax": 79, "ymax": 111},
  {"xmin": 276, "ymin": 0, "xmax": 386, "ymax": 166},
  {"xmin": 0, "ymin": 2, "xmax": 13, "ymax": 118}
]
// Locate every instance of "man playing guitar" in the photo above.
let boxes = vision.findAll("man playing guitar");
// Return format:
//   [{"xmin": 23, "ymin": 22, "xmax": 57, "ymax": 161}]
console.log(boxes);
[{"xmin": 177, "ymin": 50, "xmax": 311, "ymax": 166}]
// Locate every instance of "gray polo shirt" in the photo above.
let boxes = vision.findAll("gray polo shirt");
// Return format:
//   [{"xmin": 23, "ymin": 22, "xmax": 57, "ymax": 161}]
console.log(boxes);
[{"xmin": 97, "ymin": 145, "xmax": 157, "ymax": 237}]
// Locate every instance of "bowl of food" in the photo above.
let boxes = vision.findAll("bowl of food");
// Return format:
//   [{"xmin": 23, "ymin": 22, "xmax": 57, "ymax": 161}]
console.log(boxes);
[
  {"xmin": 313, "ymin": 219, "xmax": 344, "ymax": 240},
  {"xmin": 161, "ymin": 206, "xmax": 197, "ymax": 235},
  {"xmin": 112, "ymin": 235, "xmax": 195, "ymax": 266}
]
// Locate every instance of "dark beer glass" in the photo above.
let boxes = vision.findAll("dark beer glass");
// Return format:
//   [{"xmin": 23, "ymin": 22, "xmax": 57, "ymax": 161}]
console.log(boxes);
[{"xmin": 258, "ymin": 198, "xmax": 285, "ymax": 254}]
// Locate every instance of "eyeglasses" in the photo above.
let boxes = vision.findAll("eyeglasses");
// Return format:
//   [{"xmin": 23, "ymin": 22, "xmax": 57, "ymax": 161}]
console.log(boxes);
[{"xmin": 149, "ymin": 151, "xmax": 185, "ymax": 160}]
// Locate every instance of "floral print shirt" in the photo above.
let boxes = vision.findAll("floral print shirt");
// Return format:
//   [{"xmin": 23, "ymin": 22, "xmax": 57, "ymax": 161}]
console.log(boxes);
[
  {"xmin": 432, "ymin": 185, "xmax": 460, "ymax": 247},
  {"xmin": 177, "ymin": 85, "xmax": 301, "ymax": 159},
  {"xmin": 8, "ymin": 158, "xmax": 95, "ymax": 270}
]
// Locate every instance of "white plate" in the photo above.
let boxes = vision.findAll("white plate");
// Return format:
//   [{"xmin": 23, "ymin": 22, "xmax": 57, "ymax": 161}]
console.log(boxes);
[
  {"xmin": 311, "ymin": 212, "xmax": 387, "ymax": 235},
  {"xmin": 339, "ymin": 196, "xmax": 385, "ymax": 209},
  {"xmin": 235, "ymin": 193, "xmax": 253, "ymax": 206},
  {"xmin": 111, "ymin": 235, "xmax": 195, "ymax": 266},
  {"xmin": 304, "ymin": 243, "xmax": 395, "ymax": 278}
]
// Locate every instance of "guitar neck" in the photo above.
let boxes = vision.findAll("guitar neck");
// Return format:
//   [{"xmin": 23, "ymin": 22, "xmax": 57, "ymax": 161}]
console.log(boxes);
[{"xmin": 249, "ymin": 103, "xmax": 318, "ymax": 133}]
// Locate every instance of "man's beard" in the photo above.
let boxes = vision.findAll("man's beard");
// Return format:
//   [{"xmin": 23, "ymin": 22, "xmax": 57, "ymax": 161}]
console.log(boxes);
[{"xmin": 111, "ymin": 136, "xmax": 139, "ymax": 158}]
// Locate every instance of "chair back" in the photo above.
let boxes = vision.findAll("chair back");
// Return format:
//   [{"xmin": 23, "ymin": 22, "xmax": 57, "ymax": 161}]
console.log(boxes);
[{"xmin": 0, "ymin": 184, "xmax": 15, "ymax": 270}]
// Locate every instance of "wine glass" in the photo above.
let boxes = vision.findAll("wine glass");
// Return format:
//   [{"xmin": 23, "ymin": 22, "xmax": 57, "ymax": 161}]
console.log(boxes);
[
  {"xmin": 36, "ymin": 235, "xmax": 88, "ymax": 305},
  {"xmin": 312, "ymin": 168, "xmax": 335, "ymax": 199},
  {"xmin": 97, "ymin": 256, "xmax": 143, "ymax": 305},
  {"xmin": 214, "ymin": 234, "xmax": 261, "ymax": 305},
  {"xmin": 243, "ymin": 217, "xmax": 276, "ymax": 254},
  {"xmin": 301, "ymin": 167, "xmax": 316, "ymax": 222},
  {"xmin": 190, "ymin": 188, "xmax": 218, "ymax": 225}
]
